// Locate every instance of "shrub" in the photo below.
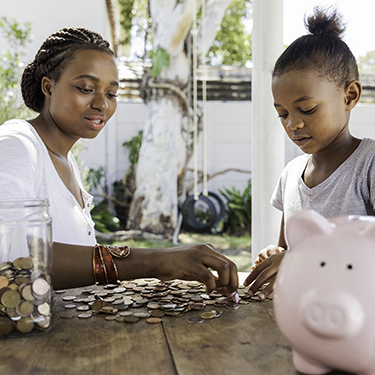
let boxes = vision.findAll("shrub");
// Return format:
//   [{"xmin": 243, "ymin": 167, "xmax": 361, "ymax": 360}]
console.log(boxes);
[{"xmin": 219, "ymin": 179, "xmax": 251, "ymax": 235}]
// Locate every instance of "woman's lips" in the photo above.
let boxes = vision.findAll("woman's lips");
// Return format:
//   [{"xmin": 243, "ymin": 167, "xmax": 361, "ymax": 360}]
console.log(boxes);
[{"xmin": 85, "ymin": 117, "xmax": 106, "ymax": 130}]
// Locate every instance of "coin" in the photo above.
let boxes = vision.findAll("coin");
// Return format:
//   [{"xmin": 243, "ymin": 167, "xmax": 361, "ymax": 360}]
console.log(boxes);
[
  {"xmin": 32, "ymin": 278, "xmax": 50, "ymax": 297},
  {"xmin": 191, "ymin": 303, "xmax": 206, "ymax": 311},
  {"xmin": 0, "ymin": 316, "xmax": 14, "ymax": 335},
  {"xmin": 78, "ymin": 312, "xmax": 92, "ymax": 319},
  {"xmin": 0, "ymin": 262, "xmax": 11, "ymax": 272},
  {"xmin": 1, "ymin": 289, "xmax": 21, "ymax": 308},
  {"xmin": 12, "ymin": 257, "xmax": 24, "ymax": 269},
  {"xmin": 133, "ymin": 312, "xmax": 150, "ymax": 319},
  {"xmin": 123, "ymin": 316, "xmax": 139, "ymax": 323},
  {"xmin": 146, "ymin": 317, "xmax": 162, "ymax": 324},
  {"xmin": 60, "ymin": 314, "xmax": 75, "ymax": 319},
  {"xmin": 119, "ymin": 311, "xmax": 133, "ymax": 317},
  {"xmin": 0, "ymin": 276, "xmax": 9, "ymax": 289},
  {"xmin": 62, "ymin": 296, "xmax": 77, "ymax": 301},
  {"xmin": 226, "ymin": 302, "xmax": 240, "ymax": 310},
  {"xmin": 19, "ymin": 257, "xmax": 33, "ymax": 270},
  {"xmin": 37, "ymin": 302, "xmax": 51, "ymax": 316},
  {"xmin": 17, "ymin": 317, "xmax": 34, "ymax": 333},
  {"xmin": 77, "ymin": 305, "xmax": 90, "ymax": 311},
  {"xmin": 105, "ymin": 315, "xmax": 117, "ymax": 321},
  {"xmin": 150, "ymin": 310, "xmax": 165, "ymax": 318},
  {"xmin": 211, "ymin": 310, "xmax": 222, "ymax": 318},
  {"xmin": 186, "ymin": 317, "xmax": 204, "ymax": 324},
  {"xmin": 201, "ymin": 311, "xmax": 216, "ymax": 320},
  {"xmin": 21, "ymin": 285, "xmax": 35, "ymax": 302},
  {"xmin": 91, "ymin": 300, "xmax": 104, "ymax": 310},
  {"xmin": 19, "ymin": 300, "xmax": 34, "ymax": 315},
  {"xmin": 64, "ymin": 304, "xmax": 76, "ymax": 309}
]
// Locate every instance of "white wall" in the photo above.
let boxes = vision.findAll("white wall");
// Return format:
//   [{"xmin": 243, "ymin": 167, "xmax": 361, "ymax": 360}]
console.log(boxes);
[
  {"xmin": 0, "ymin": 0, "xmax": 112, "ymax": 65},
  {"xmin": 79, "ymin": 101, "xmax": 252, "ymax": 199}
]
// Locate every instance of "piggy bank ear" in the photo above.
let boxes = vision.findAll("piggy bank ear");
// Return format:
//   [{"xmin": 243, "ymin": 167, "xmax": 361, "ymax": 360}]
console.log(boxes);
[{"xmin": 286, "ymin": 210, "xmax": 334, "ymax": 249}]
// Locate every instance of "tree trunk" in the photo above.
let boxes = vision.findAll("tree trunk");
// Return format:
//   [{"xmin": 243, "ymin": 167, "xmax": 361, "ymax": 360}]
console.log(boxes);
[{"xmin": 128, "ymin": 0, "xmax": 232, "ymax": 234}]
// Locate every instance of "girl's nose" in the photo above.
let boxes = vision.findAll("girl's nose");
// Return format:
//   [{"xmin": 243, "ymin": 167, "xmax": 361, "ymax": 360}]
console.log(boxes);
[{"xmin": 286, "ymin": 116, "xmax": 304, "ymax": 131}]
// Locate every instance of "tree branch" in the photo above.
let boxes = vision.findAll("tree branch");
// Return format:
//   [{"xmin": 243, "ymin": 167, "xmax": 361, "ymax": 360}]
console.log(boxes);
[
  {"xmin": 196, "ymin": 0, "xmax": 232, "ymax": 61},
  {"xmin": 151, "ymin": 0, "xmax": 202, "ymax": 56}
]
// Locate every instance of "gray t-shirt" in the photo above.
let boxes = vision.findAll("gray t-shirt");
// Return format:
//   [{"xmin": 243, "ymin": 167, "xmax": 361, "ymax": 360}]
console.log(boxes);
[{"xmin": 271, "ymin": 138, "xmax": 375, "ymax": 225}]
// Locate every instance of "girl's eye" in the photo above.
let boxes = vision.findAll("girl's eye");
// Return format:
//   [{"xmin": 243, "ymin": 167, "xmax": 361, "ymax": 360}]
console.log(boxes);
[
  {"xmin": 278, "ymin": 113, "xmax": 288, "ymax": 119},
  {"xmin": 301, "ymin": 107, "xmax": 316, "ymax": 114}
]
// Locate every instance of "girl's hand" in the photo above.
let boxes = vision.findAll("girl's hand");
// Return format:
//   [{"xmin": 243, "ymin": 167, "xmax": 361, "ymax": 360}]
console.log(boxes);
[
  {"xmin": 251, "ymin": 244, "xmax": 285, "ymax": 271},
  {"xmin": 243, "ymin": 251, "xmax": 286, "ymax": 299},
  {"xmin": 152, "ymin": 243, "xmax": 239, "ymax": 302}
]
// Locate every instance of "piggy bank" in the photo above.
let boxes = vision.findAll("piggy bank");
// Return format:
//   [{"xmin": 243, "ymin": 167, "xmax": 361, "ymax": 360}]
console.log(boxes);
[{"xmin": 273, "ymin": 209, "xmax": 375, "ymax": 375}]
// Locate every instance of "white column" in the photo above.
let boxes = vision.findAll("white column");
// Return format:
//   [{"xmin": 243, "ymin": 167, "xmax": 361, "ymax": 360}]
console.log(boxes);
[{"xmin": 251, "ymin": 0, "xmax": 285, "ymax": 262}]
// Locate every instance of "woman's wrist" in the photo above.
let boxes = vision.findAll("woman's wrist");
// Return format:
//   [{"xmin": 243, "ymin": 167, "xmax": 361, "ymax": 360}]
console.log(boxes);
[{"xmin": 114, "ymin": 246, "xmax": 159, "ymax": 281}]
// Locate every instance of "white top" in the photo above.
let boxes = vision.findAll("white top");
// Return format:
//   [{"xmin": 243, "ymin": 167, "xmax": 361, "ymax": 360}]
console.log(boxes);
[
  {"xmin": 0, "ymin": 119, "xmax": 96, "ymax": 246},
  {"xmin": 271, "ymin": 138, "xmax": 375, "ymax": 225}
]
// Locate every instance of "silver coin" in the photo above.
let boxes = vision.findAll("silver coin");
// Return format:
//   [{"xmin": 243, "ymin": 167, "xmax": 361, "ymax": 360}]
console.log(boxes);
[{"xmin": 186, "ymin": 317, "xmax": 204, "ymax": 324}]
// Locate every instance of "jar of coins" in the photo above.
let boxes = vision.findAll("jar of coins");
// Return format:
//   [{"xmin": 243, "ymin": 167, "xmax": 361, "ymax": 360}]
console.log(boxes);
[{"xmin": 0, "ymin": 199, "xmax": 53, "ymax": 337}]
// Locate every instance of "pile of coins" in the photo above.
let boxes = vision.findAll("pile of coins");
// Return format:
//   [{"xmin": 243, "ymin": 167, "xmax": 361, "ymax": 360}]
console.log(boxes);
[
  {"xmin": 57, "ymin": 279, "xmax": 272, "ymax": 324},
  {"xmin": 0, "ymin": 257, "xmax": 52, "ymax": 337}
]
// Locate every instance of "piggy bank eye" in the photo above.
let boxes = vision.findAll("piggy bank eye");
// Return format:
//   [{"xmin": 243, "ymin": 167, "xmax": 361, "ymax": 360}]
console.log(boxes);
[
  {"xmin": 320, "ymin": 261, "xmax": 326, "ymax": 267},
  {"xmin": 347, "ymin": 264, "xmax": 353, "ymax": 270}
]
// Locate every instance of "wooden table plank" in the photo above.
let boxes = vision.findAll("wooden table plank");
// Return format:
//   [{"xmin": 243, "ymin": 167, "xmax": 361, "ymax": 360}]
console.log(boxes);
[
  {"xmin": 0, "ymin": 278, "xmax": 356, "ymax": 375},
  {"xmin": 0, "ymin": 288, "xmax": 176, "ymax": 375},
  {"xmin": 163, "ymin": 300, "xmax": 294, "ymax": 375}
]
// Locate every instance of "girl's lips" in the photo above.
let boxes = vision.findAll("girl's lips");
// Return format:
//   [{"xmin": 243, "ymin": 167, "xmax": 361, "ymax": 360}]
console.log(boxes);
[{"xmin": 293, "ymin": 137, "xmax": 311, "ymax": 147}]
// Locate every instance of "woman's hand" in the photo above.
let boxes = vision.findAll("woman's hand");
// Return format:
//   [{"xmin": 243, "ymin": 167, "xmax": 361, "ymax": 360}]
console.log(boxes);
[
  {"xmin": 152, "ymin": 243, "xmax": 239, "ymax": 302},
  {"xmin": 243, "ymin": 251, "xmax": 286, "ymax": 299}
]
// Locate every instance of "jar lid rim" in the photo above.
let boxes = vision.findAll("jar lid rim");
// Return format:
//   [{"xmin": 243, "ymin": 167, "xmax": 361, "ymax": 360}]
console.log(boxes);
[{"xmin": 0, "ymin": 198, "xmax": 49, "ymax": 207}]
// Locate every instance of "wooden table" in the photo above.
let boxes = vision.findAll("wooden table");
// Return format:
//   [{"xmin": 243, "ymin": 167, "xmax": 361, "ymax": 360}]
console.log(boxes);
[{"xmin": 0, "ymin": 274, "xmax": 353, "ymax": 375}]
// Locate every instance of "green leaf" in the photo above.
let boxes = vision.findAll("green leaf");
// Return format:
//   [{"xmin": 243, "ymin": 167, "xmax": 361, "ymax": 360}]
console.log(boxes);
[{"xmin": 150, "ymin": 48, "xmax": 170, "ymax": 78}]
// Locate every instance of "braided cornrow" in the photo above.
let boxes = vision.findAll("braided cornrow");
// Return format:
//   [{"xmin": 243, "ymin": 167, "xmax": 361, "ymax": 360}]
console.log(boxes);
[{"xmin": 21, "ymin": 27, "xmax": 114, "ymax": 113}]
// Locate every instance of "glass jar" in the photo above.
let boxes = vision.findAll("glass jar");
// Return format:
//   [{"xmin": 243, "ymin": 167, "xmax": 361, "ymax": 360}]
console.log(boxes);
[{"xmin": 0, "ymin": 199, "xmax": 53, "ymax": 337}]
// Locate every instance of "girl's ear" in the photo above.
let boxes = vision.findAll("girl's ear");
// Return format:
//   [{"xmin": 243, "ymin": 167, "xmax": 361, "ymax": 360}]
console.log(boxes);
[
  {"xmin": 344, "ymin": 80, "xmax": 362, "ymax": 110},
  {"xmin": 41, "ymin": 76, "xmax": 53, "ymax": 97}
]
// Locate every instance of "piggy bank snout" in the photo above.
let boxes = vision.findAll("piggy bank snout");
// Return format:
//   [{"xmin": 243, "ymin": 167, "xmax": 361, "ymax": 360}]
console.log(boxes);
[{"xmin": 300, "ymin": 290, "xmax": 364, "ymax": 339}]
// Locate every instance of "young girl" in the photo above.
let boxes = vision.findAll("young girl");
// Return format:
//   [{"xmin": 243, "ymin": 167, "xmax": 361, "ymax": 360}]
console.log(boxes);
[
  {"xmin": 0, "ymin": 27, "xmax": 238, "ymax": 299},
  {"xmin": 244, "ymin": 7, "xmax": 373, "ymax": 298}
]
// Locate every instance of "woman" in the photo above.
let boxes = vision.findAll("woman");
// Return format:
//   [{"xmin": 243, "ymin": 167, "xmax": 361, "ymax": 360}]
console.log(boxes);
[{"xmin": 0, "ymin": 28, "xmax": 238, "ymax": 299}]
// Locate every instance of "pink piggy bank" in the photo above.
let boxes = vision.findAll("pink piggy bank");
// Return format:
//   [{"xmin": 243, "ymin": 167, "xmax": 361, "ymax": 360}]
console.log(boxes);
[{"xmin": 274, "ymin": 209, "xmax": 375, "ymax": 375}]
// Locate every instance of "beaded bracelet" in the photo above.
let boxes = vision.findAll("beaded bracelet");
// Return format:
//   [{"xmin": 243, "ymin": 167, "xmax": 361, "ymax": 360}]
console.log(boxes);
[{"xmin": 93, "ymin": 244, "xmax": 131, "ymax": 285}]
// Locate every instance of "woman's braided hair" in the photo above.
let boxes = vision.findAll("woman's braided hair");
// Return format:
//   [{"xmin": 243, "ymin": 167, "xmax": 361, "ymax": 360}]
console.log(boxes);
[
  {"xmin": 272, "ymin": 7, "xmax": 358, "ymax": 88},
  {"xmin": 21, "ymin": 27, "xmax": 114, "ymax": 113}
]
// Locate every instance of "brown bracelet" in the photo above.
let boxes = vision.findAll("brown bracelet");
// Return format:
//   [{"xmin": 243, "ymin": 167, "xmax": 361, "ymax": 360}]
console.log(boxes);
[
  {"xmin": 93, "ymin": 244, "xmax": 106, "ymax": 285},
  {"xmin": 93, "ymin": 244, "xmax": 131, "ymax": 285},
  {"xmin": 100, "ymin": 245, "xmax": 119, "ymax": 284}
]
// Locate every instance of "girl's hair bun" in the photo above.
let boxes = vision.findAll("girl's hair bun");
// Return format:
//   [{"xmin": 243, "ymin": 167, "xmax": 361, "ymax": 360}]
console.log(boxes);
[
  {"xmin": 272, "ymin": 6, "xmax": 358, "ymax": 87},
  {"xmin": 305, "ymin": 6, "xmax": 345, "ymax": 38}
]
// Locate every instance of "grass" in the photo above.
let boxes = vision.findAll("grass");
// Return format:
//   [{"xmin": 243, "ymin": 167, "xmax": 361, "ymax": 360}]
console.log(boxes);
[{"xmin": 112, "ymin": 232, "xmax": 252, "ymax": 272}]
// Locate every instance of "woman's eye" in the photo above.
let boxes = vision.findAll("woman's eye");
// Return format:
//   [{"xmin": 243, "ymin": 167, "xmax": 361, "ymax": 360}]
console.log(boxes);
[
  {"xmin": 77, "ymin": 86, "xmax": 93, "ymax": 94},
  {"xmin": 107, "ymin": 93, "xmax": 118, "ymax": 99},
  {"xmin": 278, "ymin": 113, "xmax": 288, "ymax": 119}
]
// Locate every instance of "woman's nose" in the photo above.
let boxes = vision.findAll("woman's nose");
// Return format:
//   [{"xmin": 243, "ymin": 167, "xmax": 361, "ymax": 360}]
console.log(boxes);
[{"xmin": 91, "ymin": 93, "xmax": 108, "ymax": 112}]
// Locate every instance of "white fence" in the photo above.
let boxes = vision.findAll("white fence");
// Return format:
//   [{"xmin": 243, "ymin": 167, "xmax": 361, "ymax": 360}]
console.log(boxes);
[
  {"xmin": 79, "ymin": 100, "xmax": 375, "ymax": 202},
  {"xmin": 79, "ymin": 100, "xmax": 252, "ymax": 199}
]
